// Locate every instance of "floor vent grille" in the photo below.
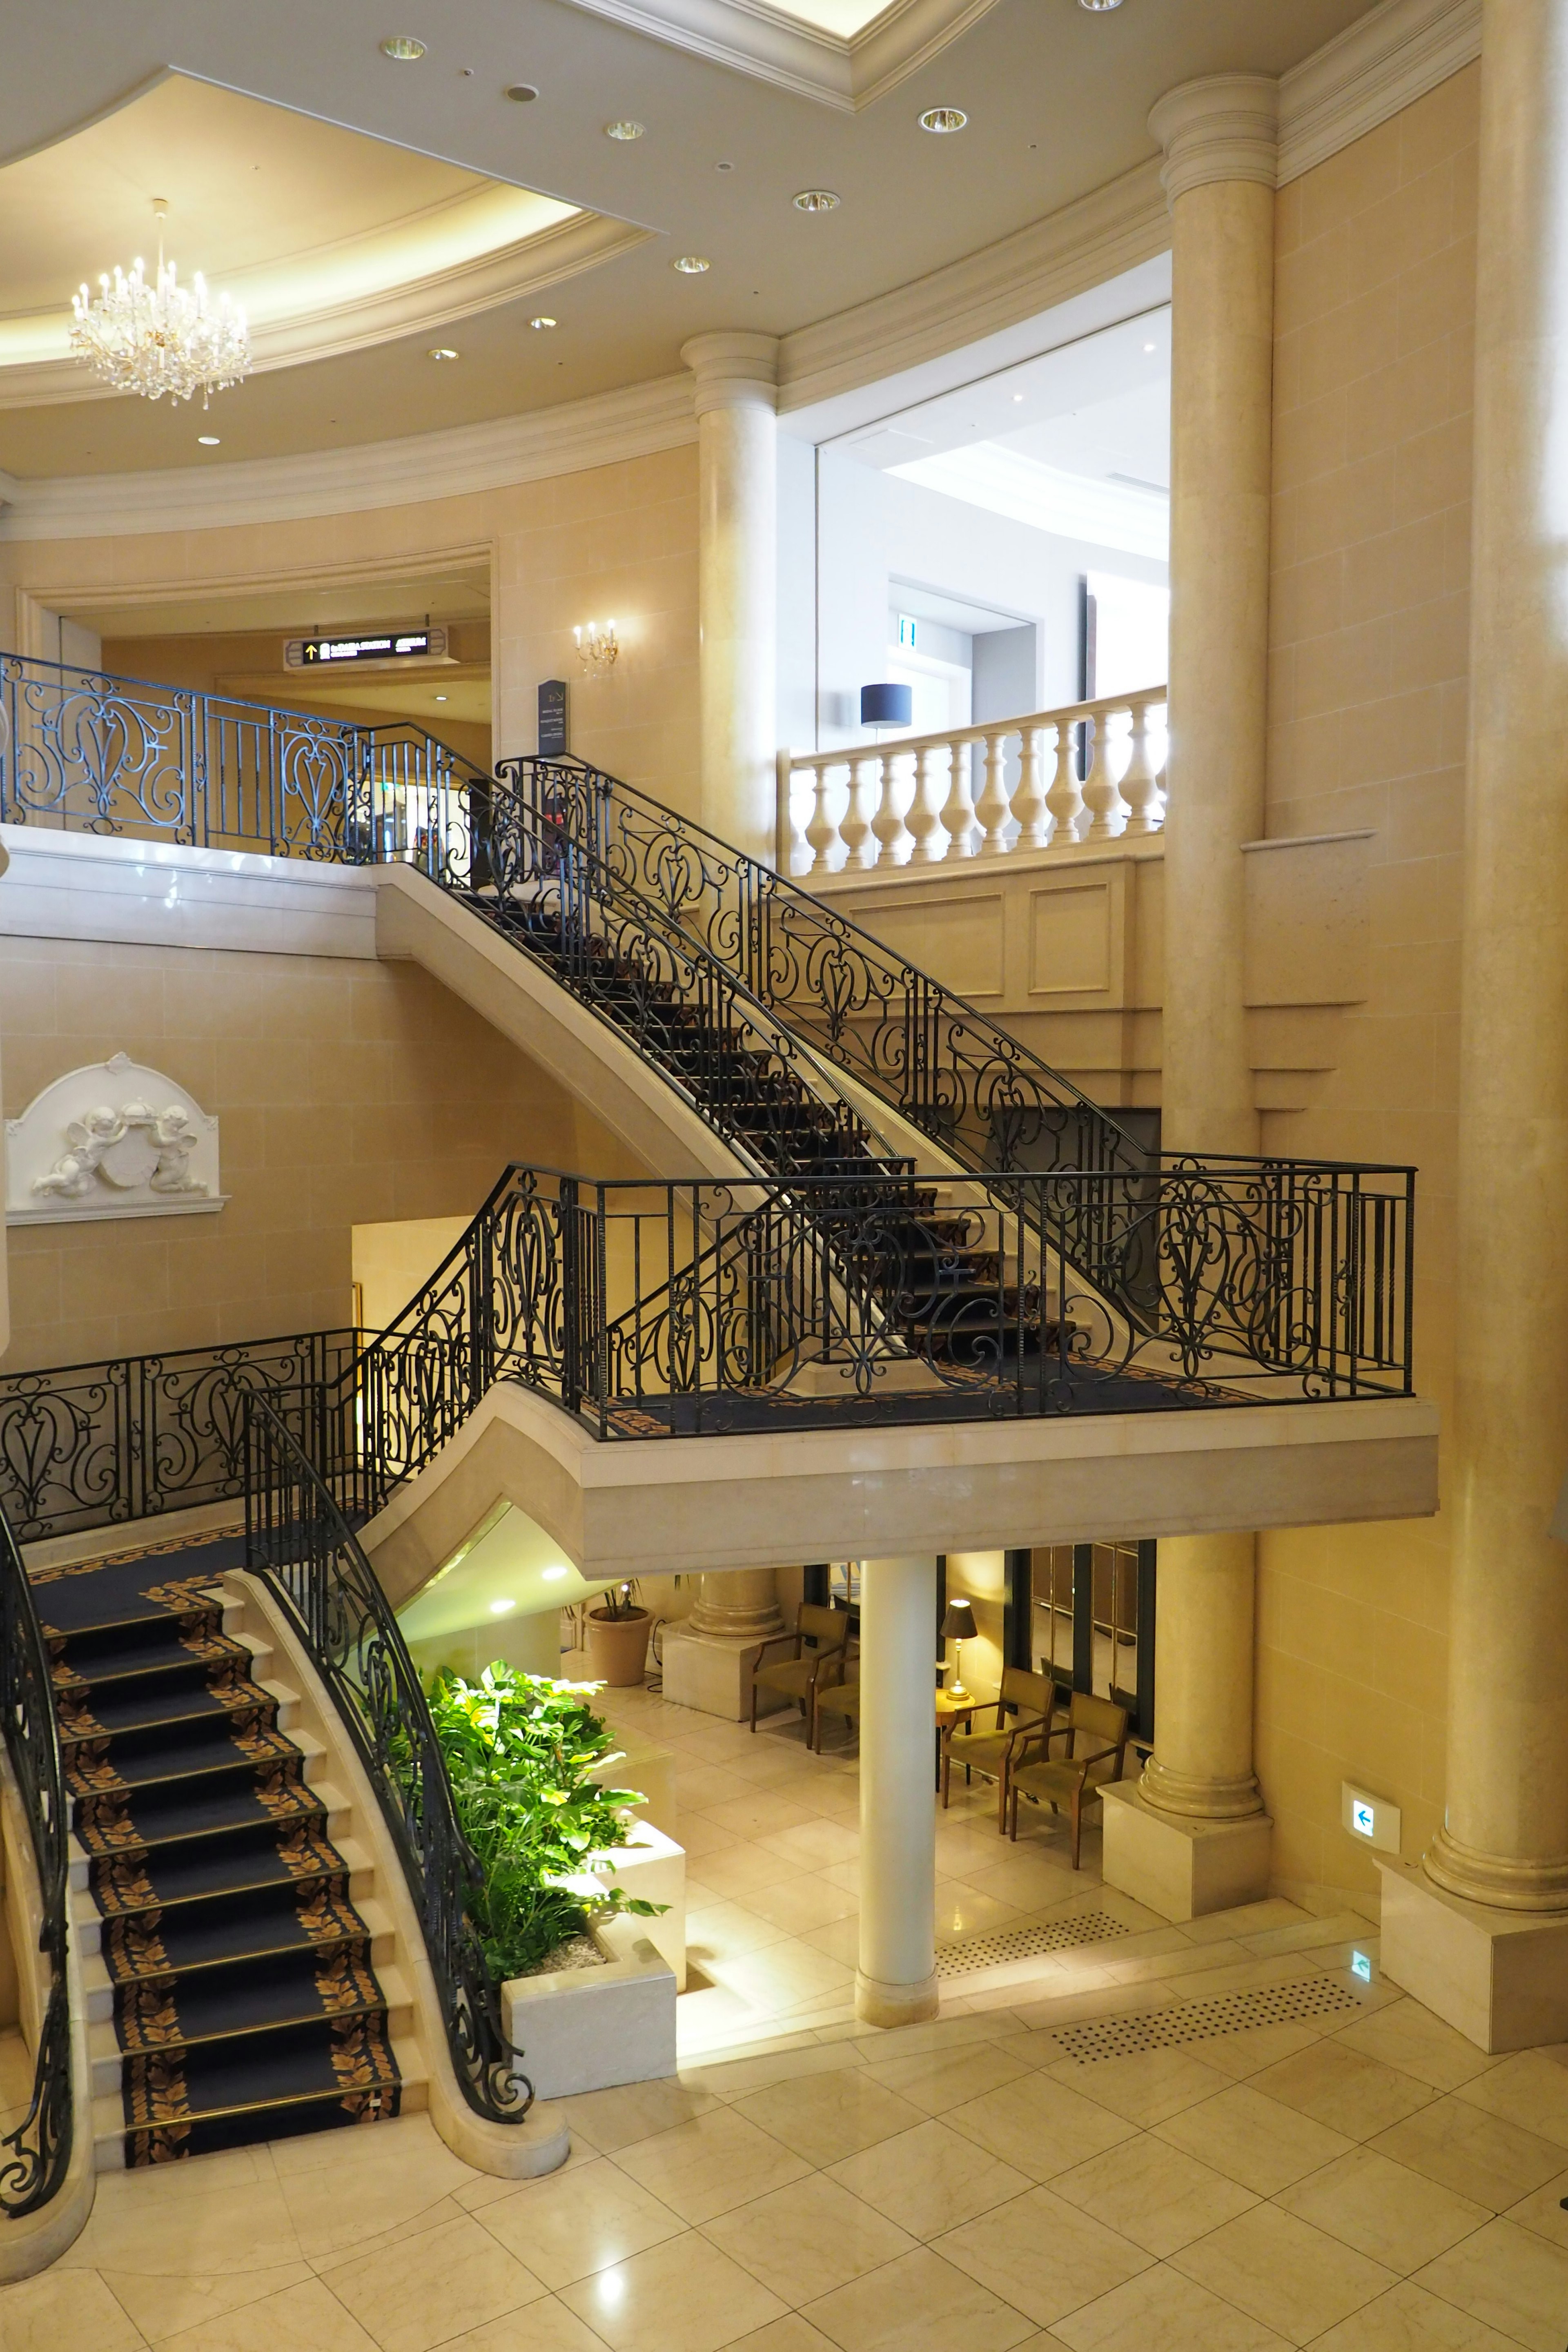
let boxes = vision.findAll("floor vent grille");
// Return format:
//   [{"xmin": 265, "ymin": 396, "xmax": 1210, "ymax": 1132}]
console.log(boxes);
[
  {"xmin": 1049, "ymin": 1974, "xmax": 1361, "ymax": 2062},
  {"xmin": 934, "ymin": 1911, "xmax": 1130, "ymax": 1979}
]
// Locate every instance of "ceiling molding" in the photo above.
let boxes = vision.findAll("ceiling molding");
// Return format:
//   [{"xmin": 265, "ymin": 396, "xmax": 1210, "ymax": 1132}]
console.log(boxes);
[
  {"xmin": 557, "ymin": 0, "xmax": 1001, "ymax": 113},
  {"xmin": 0, "ymin": 375, "xmax": 696, "ymax": 541},
  {"xmin": 778, "ymin": 157, "xmax": 1170, "ymax": 414},
  {"xmin": 0, "ymin": 214, "xmax": 654, "ymax": 409},
  {"xmin": 1277, "ymin": 0, "xmax": 1481, "ymax": 185}
]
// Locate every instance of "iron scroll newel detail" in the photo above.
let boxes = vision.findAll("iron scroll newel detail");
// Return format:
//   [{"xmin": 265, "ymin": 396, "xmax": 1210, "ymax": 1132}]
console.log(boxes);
[
  {"xmin": 241, "ymin": 1390, "xmax": 530, "ymax": 2129},
  {"xmin": 0, "ymin": 1503, "xmax": 73, "ymax": 2216}
]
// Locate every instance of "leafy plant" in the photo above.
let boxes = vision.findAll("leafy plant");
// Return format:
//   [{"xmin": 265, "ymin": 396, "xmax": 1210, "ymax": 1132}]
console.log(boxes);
[
  {"xmin": 592, "ymin": 1578, "xmax": 643, "ymax": 1622},
  {"xmin": 425, "ymin": 1662, "xmax": 666, "ymax": 1978}
]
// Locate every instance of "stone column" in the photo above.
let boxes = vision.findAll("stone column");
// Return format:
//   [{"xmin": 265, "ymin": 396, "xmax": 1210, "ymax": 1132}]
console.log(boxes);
[
  {"xmin": 1380, "ymin": 0, "xmax": 1568, "ymax": 2053},
  {"xmin": 661, "ymin": 1565, "xmax": 787, "ymax": 1722},
  {"xmin": 857, "ymin": 1555, "xmax": 938, "ymax": 2027},
  {"xmin": 1101, "ymin": 78, "xmax": 1278, "ymax": 1924},
  {"xmin": 681, "ymin": 331, "xmax": 780, "ymax": 866}
]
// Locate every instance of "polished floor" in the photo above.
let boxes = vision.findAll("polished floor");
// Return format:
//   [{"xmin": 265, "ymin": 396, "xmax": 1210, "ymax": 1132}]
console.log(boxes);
[{"xmin": 6, "ymin": 1681, "xmax": 1568, "ymax": 2349}]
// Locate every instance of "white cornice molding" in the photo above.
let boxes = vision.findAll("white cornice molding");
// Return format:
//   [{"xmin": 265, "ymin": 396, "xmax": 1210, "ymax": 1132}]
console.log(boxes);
[
  {"xmin": 558, "ymin": 0, "xmax": 1000, "ymax": 112},
  {"xmin": 1277, "ymin": 0, "xmax": 1481, "ymax": 185},
  {"xmin": 0, "ymin": 374, "xmax": 696, "ymax": 541},
  {"xmin": 778, "ymin": 156, "xmax": 1169, "ymax": 411}
]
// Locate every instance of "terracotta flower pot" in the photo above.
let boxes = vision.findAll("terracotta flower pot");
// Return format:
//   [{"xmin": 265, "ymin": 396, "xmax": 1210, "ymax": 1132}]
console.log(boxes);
[{"xmin": 585, "ymin": 1606, "xmax": 653, "ymax": 1687}]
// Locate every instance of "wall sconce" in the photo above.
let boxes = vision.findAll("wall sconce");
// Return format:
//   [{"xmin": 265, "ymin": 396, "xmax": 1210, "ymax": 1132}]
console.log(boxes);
[{"xmin": 573, "ymin": 619, "xmax": 618, "ymax": 676}]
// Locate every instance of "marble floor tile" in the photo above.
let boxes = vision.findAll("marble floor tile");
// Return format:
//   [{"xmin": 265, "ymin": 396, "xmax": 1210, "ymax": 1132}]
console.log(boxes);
[
  {"xmin": 800, "ymin": 2243, "xmax": 1036, "ymax": 2352},
  {"xmin": 860, "ymin": 2037, "xmax": 1032, "ymax": 2116},
  {"xmin": 556, "ymin": 2075, "xmax": 724, "ymax": 2153},
  {"xmin": 945, "ymin": 2068, "xmax": 1138, "ymax": 2180},
  {"xmin": 1179, "ymin": 1900, "xmax": 1309, "ymax": 1944},
  {"xmin": 687, "ymin": 1900, "xmax": 793, "ymax": 1960},
  {"xmin": 0, "ymin": 2266, "xmax": 148, "ymax": 2352},
  {"xmin": 733, "ymin": 2064, "xmax": 926, "ymax": 2165},
  {"xmin": 1503, "ymin": 2160, "xmax": 1568, "ymax": 2250},
  {"xmin": 154, "ymin": 2276, "xmax": 381, "ymax": 2352},
  {"xmin": 697, "ymin": 1793, "xmax": 821, "ymax": 1842},
  {"xmin": 1275, "ymin": 2145, "xmax": 1489, "ymax": 2274},
  {"xmin": 799, "ymin": 1914, "xmax": 862, "ymax": 1966},
  {"xmin": 1044, "ymin": 2045, "xmax": 1232, "ymax": 2128},
  {"xmin": 1247, "ymin": 2041, "xmax": 1434, "ymax": 2143},
  {"xmin": 1452, "ymin": 2048, "xmax": 1568, "ymax": 2149},
  {"xmin": 1049, "ymin": 2132, "xmax": 1258, "ymax": 2257},
  {"xmin": 1302, "ymin": 2279, "xmax": 1526, "ymax": 2350},
  {"xmin": 700, "ymin": 2172, "xmax": 916, "ymax": 2303},
  {"xmin": 64, "ymin": 2177, "xmax": 308, "ymax": 2277},
  {"xmin": 1329, "ymin": 2000, "xmax": 1496, "ymax": 2094},
  {"xmin": 1047, "ymin": 2262, "xmax": 1290, "ymax": 2352},
  {"xmin": 559, "ymin": 2230, "xmax": 788, "ymax": 2352},
  {"xmin": 757, "ymin": 1820, "xmax": 861, "ymax": 1871},
  {"xmin": 1176, "ymin": 2020, "xmax": 1324, "ymax": 2082},
  {"xmin": 1152, "ymin": 2082, "xmax": 1355, "ymax": 2195},
  {"xmin": 102, "ymin": 2264, "xmax": 314, "ymax": 2345},
  {"xmin": 1171, "ymin": 2202, "xmax": 1397, "ymax": 2346},
  {"xmin": 474, "ymin": 2154, "xmax": 685, "ymax": 2287},
  {"xmin": 826, "ymin": 2118, "xmax": 1032, "ymax": 2239},
  {"xmin": 725, "ymin": 2320, "xmax": 841, "ymax": 2352},
  {"xmin": 676, "ymin": 1765, "xmax": 763, "ymax": 1809},
  {"xmin": 710, "ymin": 1939, "xmax": 856, "ymax": 2016},
  {"xmin": 435, "ymin": 2296, "xmax": 620, "ymax": 2352},
  {"xmin": 670, "ymin": 1814, "xmax": 742, "ymax": 1859},
  {"xmin": 315, "ymin": 2213, "xmax": 547, "ymax": 2352},
  {"xmin": 688, "ymin": 2041, "xmax": 866, "ymax": 2102},
  {"xmin": 1414, "ymin": 2214, "xmax": 1568, "ymax": 2352},
  {"xmin": 612, "ymin": 2105, "xmax": 813, "ymax": 2222},
  {"xmin": 934, "ymin": 2181, "xmax": 1154, "ymax": 2328},
  {"xmin": 684, "ymin": 1844, "xmax": 802, "ymax": 1901},
  {"xmin": 933, "ymin": 1883, "xmax": 1022, "ymax": 1941},
  {"xmin": 1368, "ymin": 2093, "xmax": 1567, "ymax": 2209},
  {"xmin": 743, "ymin": 1875, "xmax": 860, "ymax": 1934}
]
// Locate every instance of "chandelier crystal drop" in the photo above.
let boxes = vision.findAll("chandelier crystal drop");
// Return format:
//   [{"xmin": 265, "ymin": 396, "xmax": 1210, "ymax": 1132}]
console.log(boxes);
[{"xmin": 69, "ymin": 208, "xmax": 250, "ymax": 409}]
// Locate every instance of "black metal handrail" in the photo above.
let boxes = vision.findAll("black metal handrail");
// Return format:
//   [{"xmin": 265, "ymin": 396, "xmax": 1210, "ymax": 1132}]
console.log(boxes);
[
  {"xmin": 0, "ymin": 1501, "xmax": 73, "ymax": 2216},
  {"xmin": 242, "ymin": 1390, "xmax": 529, "ymax": 2127}
]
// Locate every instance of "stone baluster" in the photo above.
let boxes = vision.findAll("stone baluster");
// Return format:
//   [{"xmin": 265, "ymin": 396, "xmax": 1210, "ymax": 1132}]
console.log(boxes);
[
  {"xmin": 938, "ymin": 738, "xmax": 977, "ymax": 859},
  {"xmin": 906, "ymin": 744, "xmax": 947, "ymax": 864},
  {"xmin": 871, "ymin": 751, "xmax": 911, "ymax": 866},
  {"xmin": 974, "ymin": 729, "xmax": 1013, "ymax": 854},
  {"xmin": 1120, "ymin": 698, "xmax": 1164, "ymax": 835},
  {"xmin": 840, "ymin": 752, "xmax": 880, "ymax": 871},
  {"xmin": 1081, "ymin": 710, "xmax": 1129, "ymax": 842},
  {"xmin": 781, "ymin": 754, "xmax": 810, "ymax": 873},
  {"xmin": 805, "ymin": 762, "xmax": 840, "ymax": 874},
  {"xmin": 1044, "ymin": 720, "xmax": 1085, "ymax": 844},
  {"xmin": 1010, "ymin": 726, "xmax": 1049, "ymax": 850}
]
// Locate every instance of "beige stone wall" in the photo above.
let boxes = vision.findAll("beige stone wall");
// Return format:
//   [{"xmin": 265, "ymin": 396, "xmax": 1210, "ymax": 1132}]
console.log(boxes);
[
  {"xmin": 1257, "ymin": 65, "xmax": 1477, "ymax": 1901},
  {"xmin": 0, "ymin": 936, "xmax": 635, "ymax": 1372},
  {"xmin": 0, "ymin": 445, "xmax": 699, "ymax": 815}
]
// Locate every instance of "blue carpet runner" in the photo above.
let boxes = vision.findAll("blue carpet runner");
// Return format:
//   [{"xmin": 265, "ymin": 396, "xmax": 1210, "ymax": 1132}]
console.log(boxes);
[{"xmin": 33, "ymin": 1530, "xmax": 400, "ymax": 2165}]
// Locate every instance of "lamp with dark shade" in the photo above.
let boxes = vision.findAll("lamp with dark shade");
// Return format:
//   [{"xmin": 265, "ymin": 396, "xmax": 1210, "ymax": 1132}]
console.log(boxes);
[
  {"xmin": 941, "ymin": 1597, "xmax": 978, "ymax": 1697},
  {"xmin": 860, "ymin": 682, "xmax": 912, "ymax": 728}
]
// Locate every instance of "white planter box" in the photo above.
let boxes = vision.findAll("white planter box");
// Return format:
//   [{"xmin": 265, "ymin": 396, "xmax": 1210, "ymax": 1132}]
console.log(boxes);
[
  {"xmin": 504, "ymin": 1936, "xmax": 676, "ymax": 2100},
  {"xmin": 552, "ymin": 1820, "xmax": 688, "ymax": 1989}
]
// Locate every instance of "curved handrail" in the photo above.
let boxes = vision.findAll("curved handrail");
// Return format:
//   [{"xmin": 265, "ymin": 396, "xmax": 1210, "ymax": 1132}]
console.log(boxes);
[
  {"xmin": 0, "ymin": 1503, "xmax": 73, "ymax": 2216},
  {"xmin": 241, "ymin": 1390, "xmax": 530, "ymax": 2127}
]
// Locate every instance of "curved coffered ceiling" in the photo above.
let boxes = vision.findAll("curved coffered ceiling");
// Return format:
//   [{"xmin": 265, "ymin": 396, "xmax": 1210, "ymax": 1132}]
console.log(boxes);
[{"xmin": 0, "ymin": 0, "xmax": 1379, "ymax": 476}]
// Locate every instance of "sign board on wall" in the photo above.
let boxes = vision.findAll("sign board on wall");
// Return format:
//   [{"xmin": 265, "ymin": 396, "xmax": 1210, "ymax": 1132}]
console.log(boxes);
[
  {"xmin": 285, "ymin": 627, "xmax": 447, "ymax": 668},
  {"xmin": 539, "ymin": 679, "xmax": 569, "ymax": 757}
]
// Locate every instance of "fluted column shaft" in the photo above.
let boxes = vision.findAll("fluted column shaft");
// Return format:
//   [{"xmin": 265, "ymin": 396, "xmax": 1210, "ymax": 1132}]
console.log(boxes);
[
  {"xmin": 1430, "ymin": 0, "xmax": 1568, "ymax": 1912},
  {"xmin": 682, "ymin": 332, "xmax": 779, "ymax": 866}
]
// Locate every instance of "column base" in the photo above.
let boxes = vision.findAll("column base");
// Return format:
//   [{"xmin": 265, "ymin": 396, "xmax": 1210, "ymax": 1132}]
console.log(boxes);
[
  {"xmin": 1101, "ymin": 1780, "xmax": 1272, "ymax": 1922},
  {"xmin": 855, "ymin": 1968, "xmax": 939, "ymax": 2027},
  {"xmin": 660, "ymin": 1627, "xmax": 790, "ymax": 1724},
  {"xmin": 1379, "ymin": 1857, "xmax": 1568, "ymax": 2054}
]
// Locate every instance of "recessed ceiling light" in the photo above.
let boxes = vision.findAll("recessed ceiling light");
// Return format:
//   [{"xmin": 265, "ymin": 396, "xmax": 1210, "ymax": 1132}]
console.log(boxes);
[
  {"xmin": 434, "ymin": 693, "xmax": 449, "ymax": 702},
  {"xmin": 793, "ymin": 189, "xmax": 839, "ymax": 212},
  {"xmin": 506, "ymin": 83, "xmax": 538, "ymax": 101},
  {"xmin": 1012, "ymin": 392, "xmax": 1024, "ymax": 402},
  {"xmin": 530, "ymin": 315, "xmax": 557, "ymax": 330},
  {"xmin": 918, "ymin": 106, "xmax": 967, "ymax": 133},
  {"xmin": 606, "ymin": 120, "xmax": 644, "ymax": 139},
  {"xmin": 1144, "ymin": 340, "xmax": 1157, "ymax": 352},
  {"xmin": 197, "ymin": 434, "xmax": 220, "ymax": 445},
  {"xmin": 715, "ymin": 161, "xmax": 734, "ymax": 173},
  {"xmin": 428, "ymin": 346, "xmax": 459, "ymax": 360},
  {"xmin": 673, "ymin": 255, "xmax": 710, "ymax": 274},
  {"xmin": 542, "ymin": 1564, "xmax": 570, "ymax": 1581},
  {"xmin": 1079, "ymin": 0, "xmax": 1125, "ymax": 10},
  {"xmin": 490, "ymin": 1597, "xmax": 517, "ymax": 1615},
  {"xmin": 381, "ymin": 36, "xmax": 426, "ymax": 59}
]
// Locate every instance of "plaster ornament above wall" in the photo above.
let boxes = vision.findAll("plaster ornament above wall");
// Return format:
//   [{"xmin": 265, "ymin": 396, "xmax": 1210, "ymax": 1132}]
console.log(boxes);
[{"xmin": 6, "ymin": 1054, "xmax": 225, "ymax": 1225}]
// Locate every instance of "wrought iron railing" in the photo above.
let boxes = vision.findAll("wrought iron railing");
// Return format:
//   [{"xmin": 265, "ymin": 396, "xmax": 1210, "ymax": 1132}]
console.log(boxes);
[
  {"xmin": 243, "ymin": 1391, "xmax": 529, "ymax": 2127},
  {"xmin": 0, "ymin": 1330, "xmax": 360, "ymax": 1543},
  {"xmin": 0, "ymin": 1501, "xmax": 73, "ymax": 2216},
  {"xmin": 0, "ymin": 650, "xmax": 484, "ymax": 859}
]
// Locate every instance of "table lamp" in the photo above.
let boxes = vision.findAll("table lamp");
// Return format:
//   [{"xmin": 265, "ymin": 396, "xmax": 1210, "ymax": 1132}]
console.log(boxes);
[{"xmin": 941, "ymin": 1598, "xmax": 978, "ymax": 1697}]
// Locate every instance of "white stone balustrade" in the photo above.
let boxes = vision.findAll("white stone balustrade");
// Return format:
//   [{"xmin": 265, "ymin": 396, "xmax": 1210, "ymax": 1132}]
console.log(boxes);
[{"xmin": 780, "ymin": 688, "xmax": 1168, "ymax": 876}]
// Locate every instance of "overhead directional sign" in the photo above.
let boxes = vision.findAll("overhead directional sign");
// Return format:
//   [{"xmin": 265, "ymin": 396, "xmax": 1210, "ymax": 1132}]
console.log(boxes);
[{"xmin": 285, "ymin": 627, "xmax": 447, "ymax": 668}]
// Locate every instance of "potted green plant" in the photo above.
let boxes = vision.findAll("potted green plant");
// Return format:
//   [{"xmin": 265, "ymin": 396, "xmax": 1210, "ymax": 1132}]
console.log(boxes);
[{"xmin": 584, "ymin": 1578, "xmax": 653, "ymax": 1686}]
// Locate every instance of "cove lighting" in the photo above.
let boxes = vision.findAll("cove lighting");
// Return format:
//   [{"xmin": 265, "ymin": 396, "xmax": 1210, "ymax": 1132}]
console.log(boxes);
[
  {"xmin": 918, "ymin": 107, "xmax": 967, "ymax": 133},
  {"xmin": 381, "ymin": 36, "xmax": 427, "ymax": 59},
  {"xmin": 490, "ymin": 1597, "xmax": 517, "ymax": 1615},
  {"xmin": 672, "ymin": 255, "xmax": 710, "ymax": 274},
  {"xmin": 605, "ymin": 120, "xmax": 645, "ymax": 139},
  {"xmin": 793, "ymin": 190, "xmax": 839, "ymax": 212}
]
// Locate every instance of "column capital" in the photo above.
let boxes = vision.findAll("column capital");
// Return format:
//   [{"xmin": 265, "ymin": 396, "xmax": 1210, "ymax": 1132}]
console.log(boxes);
[
  {"xmin": 681, "ymin": 330, "xmax": 780, "ymax": 416},
  {"xmin": 1148, "ymin": 73, "xmax": 1279, "ymax": 205}
]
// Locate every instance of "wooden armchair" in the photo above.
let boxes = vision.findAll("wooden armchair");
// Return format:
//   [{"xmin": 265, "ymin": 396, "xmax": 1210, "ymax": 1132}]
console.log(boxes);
[
  {"xmin": 750, "ymin": 1604, "xmax": 851, "ymax": 1739},
  {"xmin": 942, "ymin": 1665, "xmax": 1058, "ymax": 1820},
  {"xmin": 812, "ymin": 1664, "xmax": 861, "ymax": 1751},
  {"xmin": 1006, "ymin": 1691, "xmax": 1129, "ymax": 1867}
]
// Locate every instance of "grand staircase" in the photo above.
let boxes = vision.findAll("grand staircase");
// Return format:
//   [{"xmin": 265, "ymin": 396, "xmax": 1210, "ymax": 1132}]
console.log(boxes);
[{"xmin": 39, "ymin": 1532, "xmax": 409, "ymax": 2168}]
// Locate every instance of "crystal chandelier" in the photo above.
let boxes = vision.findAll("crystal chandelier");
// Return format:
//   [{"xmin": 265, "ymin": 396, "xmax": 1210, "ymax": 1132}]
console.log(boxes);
[{"xmin": 70, "ymin": 202, "xmax": 249, "ymax": 409}]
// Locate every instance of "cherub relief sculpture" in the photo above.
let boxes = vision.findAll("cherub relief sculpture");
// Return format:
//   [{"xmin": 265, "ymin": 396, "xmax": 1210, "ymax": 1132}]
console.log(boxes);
[{"xmin": 33, "ymin": 1100, "xmax": 208, "ymax": 1200}]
